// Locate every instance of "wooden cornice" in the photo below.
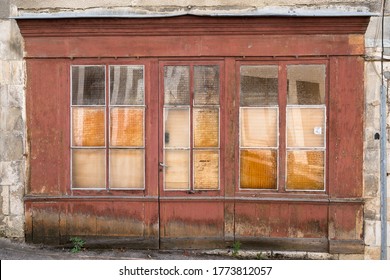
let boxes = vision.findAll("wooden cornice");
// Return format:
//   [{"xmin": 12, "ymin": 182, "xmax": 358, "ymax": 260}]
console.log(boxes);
[{"xmin": 17, "ymin": 15, "xmax": 370, "ymax": 37}]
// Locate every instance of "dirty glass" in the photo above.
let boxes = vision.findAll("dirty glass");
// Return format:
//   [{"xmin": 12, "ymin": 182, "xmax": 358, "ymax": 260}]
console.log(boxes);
[
  {"xmin": 194, "ymin": 65, "xmax": 220, "ymax": 105},
  {"xmin": 240, "ymin": 108, "xmax": 278, "ymax": 148},
  {"xmin": 164, "ymin": 66, "xmax": 190, "ymax": 105},
  {"xmin": 287, "ymin": 65, "xmax": 325, "ymax": 105},
  {"xmin": 110, "ymin": 149, "xmax": 144, "ymax": 189},
  {"xmin": 164, "ymin": 108, "xmax": 190, "ymax": 148},
  {"xmin": 72, "ymin": 149, "xmax": 105, "ymax": 188},
  {"xmin": 164, "ymin": 150, "xmax": 190, "ymax": 190},
  {"xmin": 72, "ymin": 66, "xmax": 105, "ymax": 105},
  {"xmin": 193, "ymin": 108, "xmax": 219, "ymax": 148},
  {"xmin": 110, "ymin": 108, "xmax": 144, "ymax": 147},
  {"xmin": 287, "ymin": 108, "xmax": 325, "ymax": 148},
  {"xmin": 193, "ymin": 150, "xmax": 219, "ymax": 190},
  {"xmin": 240, "ymin": 149, "xmax": 277, "ymax": 189},
  {"xmin": 72, "ymin": 107, "xmax": 105, "ymax": 147},
  {"xmin": 240, "ymin": 66, "xmax": 278, "ymax": 106},
  {"xmin": 110, "ymin": 65, "xmax": 144, "ymax": 105},
  {"xmin": 286, "ymin": 150, "xmax": 324, "ymax": 190}
]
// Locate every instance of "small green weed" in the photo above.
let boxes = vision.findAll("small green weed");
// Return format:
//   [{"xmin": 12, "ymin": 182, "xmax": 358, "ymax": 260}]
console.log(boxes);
[
  {"xmin": 70, "ymin": 237, "xmax": 85, "ymax": 253},
  {"xmin": 232, "ymin": 241, "xmax": 241, "ymax": 257}
]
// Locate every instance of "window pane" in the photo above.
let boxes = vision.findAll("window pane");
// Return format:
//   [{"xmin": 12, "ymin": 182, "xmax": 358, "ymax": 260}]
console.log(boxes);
[
  {"xmin": 194, "ymin": 65, "xmax": 220, "ymax": 105},
  {"xmin": 240, "ymin": 108, "xmax": 278, "ymax": 148},
  {"xmin": 194, "ymin": 150, "xmax": 219, "ymax": 190},
  {"xmin": 287, "ymin": 108, "xmax": 325, "ymax": 148},
  {"xmin": 194, "ymin": 108, "xmax": 219, "ymax": 148},
  {"xmin": 72, "ymin": 66, "xmax": 105, "ymax": 105},
  {"xmin": 164, "ymin": 108, "xmax": 190, "ymax": 148},
  {"xmin": 240, "ymin": 66, "xmax": 278, "ymax": 106},
  {"xmin": 110, "ymin": 149, "xmax": 144, "ymax": 189},
  {"xmin": 110, "ymin": 66, "xmax": 144, "ymax": 105},
  {"xmin": 72, "ymin": 149, "xmax": 105, "ymax": 188},
  {"xmin": 110, "ymin": 108, "xmax": 144, "ymax": 147},
  {"xmin": 286, "ymin": 150, "xmax": 324, "ymax": 190},
  {"xmin": 287, "ymin": 65, "xmax": 325, "ymax": 105},
  {"xmin": 164, "ymin": 150, "xmax": 190, "ymax": 190},
  {"xmin": 240, "ymin": 149, "xmax": 277, "ymax": 189},
  {"xmin": 164, "ymin": 66, "xmax": 190, "ymax": 105},
  {"xmin": 72, "ymin": 108, "xmax": 105, "ymax": 147}
]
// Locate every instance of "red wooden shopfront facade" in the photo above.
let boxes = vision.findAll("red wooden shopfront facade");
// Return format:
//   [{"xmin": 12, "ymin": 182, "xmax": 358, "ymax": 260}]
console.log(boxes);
[{"xmin": 18, "ymin": 16, "xmax": 368, "ymax": 252}]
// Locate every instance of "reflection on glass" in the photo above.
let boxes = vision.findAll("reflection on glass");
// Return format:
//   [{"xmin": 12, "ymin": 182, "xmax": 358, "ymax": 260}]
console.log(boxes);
[
  {"xmin": 110, "ymin": 65, "xmax": 144, "ymax": 105},
  {"xmin": 286, "ymin": 150, "xmax": 324, "ymax": 190},
  {"xmin": 72, "ymin": 66, "xmax": 105, "ymax": 105},
  {"xmin": 164, "ymin": 150, "xmax": 190, "ymax": 190},
  {"xmin": 194, "ymin": 150, "xmax": 219, "ymax": 190},
  {"xmin": 287, "ymin": 65, "xmax": 325, "ymax": 105},
  {"xmin": 194, "ymin": 108, "xmax": 219, "ymax": 148},
  {"xmin": 110, "ymin": 149, "xmax": 144, "ymax": 189},
  {"xmin": 164, "ymin": 109, "xmax": 190, "ymax": 148},
  {"xmin": 240, "ymin": 108, "xmax": 278, "ymax": 148},
  {"xmin": 194, "ymin": 66, "xmax": 220, "ymax": 105},
  {"xmin": 164, "ymin": 66, "xmax": 190, "ymax": 105},
  {"xmin": 287, "ymin": 108, "xmax": 325, "ymax": 148},
  {"xmin": 72, "ymin": 108, "xmax": 105, "ymax": 147},
  {"xmin": 72, "ymin": 149, "xmax": 105, "ymax": 188},
  {"xmin": 110, "ymin": 108, "xmax": 144, "ymax": 147},
  {"xmin": 240, "ymin": 149, "xmax": 277, "ymax": 189},
  {"xmin": 240, "ymin": 66, "xmax": 278, "ymax": 106}
]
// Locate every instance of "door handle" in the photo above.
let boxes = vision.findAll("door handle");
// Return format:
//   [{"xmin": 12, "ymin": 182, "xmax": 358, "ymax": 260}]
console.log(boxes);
[{"xmin": 159, "ymin": 162, "xmax": 168, "ymax": 168}]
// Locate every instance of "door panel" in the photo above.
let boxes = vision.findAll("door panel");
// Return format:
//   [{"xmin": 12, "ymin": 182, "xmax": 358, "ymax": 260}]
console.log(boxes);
[{"xmin": 159, "ymin": 61, "xmax": 225, "ymax": 247}]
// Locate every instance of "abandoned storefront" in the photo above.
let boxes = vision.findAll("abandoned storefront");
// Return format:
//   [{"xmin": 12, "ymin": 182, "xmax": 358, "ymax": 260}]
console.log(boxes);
[{"xmin": 17, "ymin": 15, "xmax": 369, "ymax": 253}]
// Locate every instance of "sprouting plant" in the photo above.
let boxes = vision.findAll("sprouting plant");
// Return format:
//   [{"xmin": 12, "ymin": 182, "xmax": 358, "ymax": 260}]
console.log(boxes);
[
  {"xmin": 232, "ymin": 241, "xmax": 241, "ymax": 257},
  {"xmin": 70, "ymin": 237, "xmax": 85, "ymax": 253}
]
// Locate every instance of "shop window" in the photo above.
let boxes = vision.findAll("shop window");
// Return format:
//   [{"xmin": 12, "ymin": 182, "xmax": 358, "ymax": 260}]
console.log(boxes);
[
  {"xmin": 71, "ymin": 65, "xmax": 145, "ymax": 189},
  {"xmin": 239, "ymin": 64, "xmax": 326, "ymax": 191}
]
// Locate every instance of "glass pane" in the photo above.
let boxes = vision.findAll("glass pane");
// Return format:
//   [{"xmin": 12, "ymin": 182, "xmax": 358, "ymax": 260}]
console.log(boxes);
[
  {"xmin": 240, "ymin": 108, "xmax": 278, "ymax": 148},
  {"xmin": 164, "ymin": 150, "xmax": 190, "ymax": 190},
  {"xmin": 240, "ymin": 149, "xmax": 277, "ymax": 189},
  {"xmin": 287, "ymin": 65, "xmax": 325, "ymax": 105},
  {"xmin": 164, "ymin": 66, "xmax": 190, "ymax": 105},
  {"xmin": 194, "ymin": 108, "xmax": 219, "ymax": 148},
  {"xmin": 72, "ymin": 108, "xmax": 105, "ymax": 146},
  {"xmin": 286, "ymin": 150, "xmax": 324, "ymax": 190},
  {"xmin": 194, "ymin": 65, "xmax": 220, "ymax": 105},
  {"xmin": 110, "ymin": 108, "xmax": 144, "ymax": 147},
  {"xmin": 72, "ymin": 149, "xmax": 105, "ymax": 188},
  {"xmin": 110, "ymin": 65, "xmax": 144, "ymax": 105},
  {"xmin": 164, "ymin": 108, "xmax": 190, "ymax": 148},
  {"xmin": 287, "ymin": 108, "xmax": 325, "ymax": 148},
  {"xmin": 110, "ymin": 149, "xmax": 144, "ymax": 189},
  {"xmin": 194, "ymin": 150, "xmax": 219, "ymax": 190},
  {"xmin": 72, "ymin": 66, "xmax": 105, "ymax": 105},
  {"xmin": 240, "ymin": 65, "xmax": 278, "ymax": 106}
]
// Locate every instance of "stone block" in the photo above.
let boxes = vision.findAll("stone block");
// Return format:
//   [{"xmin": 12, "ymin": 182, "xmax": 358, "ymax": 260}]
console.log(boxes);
[
  {"xmin": 365, "ymin": 62, "xmax": 381, "ymax": 104},
  {"xmin": 0, "ymin": 0, "xmax": 10, "ymax": 19},
  {"xmin": 0, "ymin": 61, "xmax": 10, "ymax": 85},
  {"xmin": 364, "ymin": 220, "xmax": 381, "ymax": 247},
  {"xmin": 0, "ymin": 132, "xmax": 24, "ymax": 161},
  {"xmin": 364, "ymin": 246, "xmax": 381, "ymax": 260},
  {"xmin": 0, "ymin": 107, "xmax": 23, "ymax": 132},
  {"xmin": 364, "ymin": 127, "xmax": 380, "ymax": 150},
  {"xmin": 6, "ymin": 215, "xmax": 24, "ymax": 238},
  {"xmin": 8, "ymin": 85, "xmax": 24, "ymax": 108},
  {"xmin": 9, "ymin": 61, "xmax": 24, "ymax": 86},
  {"xmin": 364, "ymin": 197, "xmax": 380, "ymax": 220},
  {"xmin": 10, "ymin": 185, "xmax": 24, "ymax": 216},
  {"xmin": 0, "ymin": 161, "xmax": 25, "ymax": 186},
  {"xmin": 0, "ymin": 185, "xmax": 10, "ymax": 215},
  {"xmin": 338, "ymin": 254, "xmax": 364, "ymax": 260},
  {"xmin": 364, "ymin": 149, "xmax": 380, "ymax": 174},
  {"xmin": 364, "ymin": 174, "xmax": 379, "ymax": 197},
  {"xmin": 0, "ymin": 85, "xmax": 8, "ymax": 107}
]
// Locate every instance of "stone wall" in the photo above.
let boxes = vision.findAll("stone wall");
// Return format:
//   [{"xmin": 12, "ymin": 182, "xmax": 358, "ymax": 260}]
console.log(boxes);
[{"xmin": 0, "ymin": 0, "xmax": 25, "ymax": 238}]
